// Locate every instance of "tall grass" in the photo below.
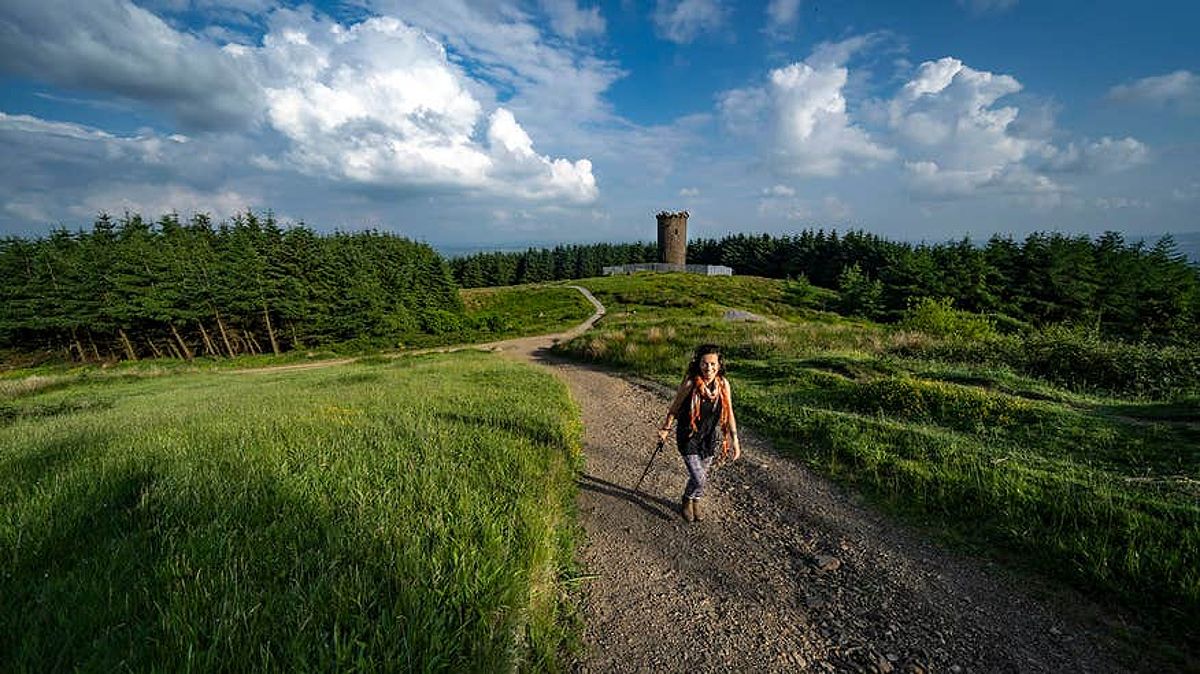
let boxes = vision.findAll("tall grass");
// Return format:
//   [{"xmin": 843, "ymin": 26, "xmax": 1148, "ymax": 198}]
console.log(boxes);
[
  {"xmin": 0, "ymin": 351, "xmax": 581, "ymax": 671},
  {"xmin": 554, "ymin": 272, "xmax": 1200, "ymax": 650}
]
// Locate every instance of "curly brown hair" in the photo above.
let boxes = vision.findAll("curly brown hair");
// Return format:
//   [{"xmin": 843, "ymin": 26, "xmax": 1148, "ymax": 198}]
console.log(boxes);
[{"xmin": 685, "ymin": 343, "xmax": 726, "ymax": 379}]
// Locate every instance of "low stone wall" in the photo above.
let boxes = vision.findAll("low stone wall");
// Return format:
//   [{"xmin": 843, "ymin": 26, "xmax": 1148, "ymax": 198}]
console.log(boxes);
[{"xmin": 601, "ymin": 263, "xmax": 733, "ymax": 276}]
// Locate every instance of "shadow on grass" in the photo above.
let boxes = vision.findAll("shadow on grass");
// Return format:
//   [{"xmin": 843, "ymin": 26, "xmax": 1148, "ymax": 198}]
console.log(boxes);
[
  {"xmin": 1100, "ymin": 400, "xmax": 1200, "ymax": 425},
  {"xmin": 434, "ymin": 410, "xmax": 568, "ymax": 450},
  {"xmin": 0, "ymin": 428, "xmax": 113, "ymax": 489},
  {"xmin": 0, "ymin": 454, "xmax": 519, "ymax": 671},
  {"xmin": 733, "ymin": 357, "xmax": 893, "ymax": 388},
  {"xmin": 1, "ymin": 459, "xmax": 166, "ymax": 670},
  {"xmin": 0, "ymin": 397, "xmax": 115, "ymax": 428}
]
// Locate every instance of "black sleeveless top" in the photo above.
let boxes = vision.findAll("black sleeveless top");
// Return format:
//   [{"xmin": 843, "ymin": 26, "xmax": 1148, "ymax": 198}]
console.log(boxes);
[{"xmin": 676, "ymin": 379, "xmax": 722, "ymax": 458}]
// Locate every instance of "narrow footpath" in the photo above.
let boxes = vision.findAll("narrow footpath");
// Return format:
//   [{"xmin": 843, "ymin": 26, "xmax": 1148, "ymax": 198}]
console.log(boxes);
[{"xmin": 492, "ymin": 286, "xmax": 1126, "ymax": 673}]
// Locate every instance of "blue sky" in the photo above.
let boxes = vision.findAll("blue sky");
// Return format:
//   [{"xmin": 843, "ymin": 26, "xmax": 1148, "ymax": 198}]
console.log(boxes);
[{"xmin": 1, "ymin": 0, "xmax": 1197, "ymax": 251}]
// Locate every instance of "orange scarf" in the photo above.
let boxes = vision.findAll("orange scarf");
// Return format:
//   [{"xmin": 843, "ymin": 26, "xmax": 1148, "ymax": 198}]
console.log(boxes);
[{"xmin": 689, "ymin": 375, "xmax": 733, "ymax": 459}]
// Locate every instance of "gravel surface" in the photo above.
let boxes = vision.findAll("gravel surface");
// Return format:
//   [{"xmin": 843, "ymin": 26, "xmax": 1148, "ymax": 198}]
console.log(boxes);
[{"xmin": 491, "ymin": 287, "xmax": 1129, "ymax": 674}]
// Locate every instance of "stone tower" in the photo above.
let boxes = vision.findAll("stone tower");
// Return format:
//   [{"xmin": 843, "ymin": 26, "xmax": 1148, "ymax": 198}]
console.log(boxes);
[{"xmin": 656, "ymin": 210, "xmax": 688, "ymax": 266}]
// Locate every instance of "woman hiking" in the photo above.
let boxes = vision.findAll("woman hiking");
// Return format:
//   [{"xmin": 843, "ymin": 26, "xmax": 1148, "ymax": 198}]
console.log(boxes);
[{"xmin": 657, "ymin": 343, "xmax": 741, "ymax": 522}]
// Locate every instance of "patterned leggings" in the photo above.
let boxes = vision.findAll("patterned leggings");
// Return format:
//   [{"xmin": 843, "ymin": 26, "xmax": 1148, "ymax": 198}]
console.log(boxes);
[{"xmin": 681, "ymin": 453, "xmax": 714, "ymax": 499}]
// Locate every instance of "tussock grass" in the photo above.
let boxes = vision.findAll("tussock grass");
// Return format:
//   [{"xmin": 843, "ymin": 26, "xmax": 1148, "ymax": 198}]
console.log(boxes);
[
  {"xmin": 0, "ymin": 352, "xmax": 581, "ymax": 671},
  {"xmin": 554, "ymin": 272, "xmax": 1200, "ymax": 651}
]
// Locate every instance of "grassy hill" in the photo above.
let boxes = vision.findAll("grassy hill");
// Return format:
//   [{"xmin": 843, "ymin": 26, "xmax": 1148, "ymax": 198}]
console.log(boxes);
[
  {"xmin": 0, "ymin": 352, "xmax": 581, "ymax": 671},
  {"xmin": 4, "ymin": 272, "xmax": 1197, "ymax": 667},
  {"xmin": 553, "ymin": 272, "xmax": 1200, "ymax": 656}
]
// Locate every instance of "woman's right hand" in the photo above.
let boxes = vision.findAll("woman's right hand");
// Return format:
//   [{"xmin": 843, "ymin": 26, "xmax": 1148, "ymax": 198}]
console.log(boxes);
[{"xmin": 657, "ymin": 428, "xmax": 671, "ymax": 443}]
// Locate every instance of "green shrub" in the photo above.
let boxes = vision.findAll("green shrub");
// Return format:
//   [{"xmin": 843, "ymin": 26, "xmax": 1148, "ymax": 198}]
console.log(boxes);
[
  {"xmin": 419, "ymin": 309, "xmax": 465, "ymax": 335},
  {"xmin": 900, "ymin": 296, "xmax": 999, "ymax": 342},
  {"xmin": 844, "ymin": 376, "xmax": 1040, "ymax": 432},
  {"xmin": 893, "ymin": 324, "xmax": 1200, "ymax": 398},
  {"xmin": 988, "ymin": 312, "xmax": 1035, "ymax": 336},
  {"xmin": 782, "ymin": 275, "xmax": 824, "ymax": 309},
  {"xmin": 836, "ymin": 263, "xmax": 883, "ymax": 319},
  {"xmin": 470, "ymin": 313, "xmax": 511, "ymax": 333},
  {"xmin": 1021, "ymin": 329, "xmax": 1200, "ymax": 398}
]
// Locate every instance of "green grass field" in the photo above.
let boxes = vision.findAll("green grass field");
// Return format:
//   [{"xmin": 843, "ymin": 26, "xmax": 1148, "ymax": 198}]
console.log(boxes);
[
  {"xmin": 1, "ymin": 351, "xmax": 581, "ymax": 671},
  {"xmin": 554, "ymin": 272, "xmax": 1200, "ymax": 654},
  {"xmin": 460, "ymin": 283, "xmax": 595, "ymax": 341}
]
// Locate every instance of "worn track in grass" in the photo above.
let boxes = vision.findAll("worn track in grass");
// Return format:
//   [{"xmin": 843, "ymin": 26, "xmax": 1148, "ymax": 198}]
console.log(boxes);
[{"xmin": 493, "ymin": 287, "xmax": 1127, "ymax": 673}]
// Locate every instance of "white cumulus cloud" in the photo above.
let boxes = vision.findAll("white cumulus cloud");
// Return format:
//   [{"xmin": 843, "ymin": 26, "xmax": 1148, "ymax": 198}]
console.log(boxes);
[
  {"xmin": 0, "ymin": 1, "xmax": 602, "ymax": 233},
  {"xmin": 369, "ymin": 0, "xmax": 625, "ymax": 154},
  {"xmin": 719, "ymin": 38, "xmax": 894, "ymax": 177},
  {"xmin": 68, "ymin": 184, "xmax": 258, "ymax": 223},
  {"xmin": 247, "ymin": 10, "xmax": 596, "ymax": 202},
  {"xmin": 886, "ymin": 57, "xmax": 1151, "ymax": 200},
  {"xmin": 888, "ymin": 57, "xmax": 1058, "ymax": 198}
]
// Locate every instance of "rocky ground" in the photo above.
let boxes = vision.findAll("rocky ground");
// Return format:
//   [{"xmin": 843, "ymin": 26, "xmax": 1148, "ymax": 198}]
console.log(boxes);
[{"xmin": 492, "ymin": 287, "xmax": 1130, "ymax": 674}]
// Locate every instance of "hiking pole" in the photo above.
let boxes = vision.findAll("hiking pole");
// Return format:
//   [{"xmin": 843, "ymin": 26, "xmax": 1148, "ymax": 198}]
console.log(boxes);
[{"xmin": 633, "ymin": 438, "xmax": 666, "ymax": 493}]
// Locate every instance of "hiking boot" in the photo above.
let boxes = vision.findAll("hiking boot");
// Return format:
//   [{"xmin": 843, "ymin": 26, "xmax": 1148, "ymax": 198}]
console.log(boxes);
[
  {"xmin": 681, "ymin": 496, "xmax": 695, "ymax": 522},
  {"xmin": 692, "ymin": 498, "xmax": 704, "ymax": 522}
]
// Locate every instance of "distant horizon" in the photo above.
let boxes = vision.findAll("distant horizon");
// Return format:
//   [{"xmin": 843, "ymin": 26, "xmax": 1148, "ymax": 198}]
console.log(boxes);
[
  {"xmin": 430, "ymin": 228, "xmax": 1200, "ymax": 263},
  {"xmin": 7, "ymin": 208, "xmax": 1195, "ymax": 264}
]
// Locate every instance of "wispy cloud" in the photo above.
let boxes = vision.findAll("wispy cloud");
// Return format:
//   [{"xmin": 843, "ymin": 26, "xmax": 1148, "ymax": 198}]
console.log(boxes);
[
  {"xmin": 1108, "ymin": 70, "xmax": 1198, "ymax": 111},
  {"xmin": 956, "ymin": 0, "xmax": 1018, "ymax": 16},
  {"xmin": 0, "ymin": 0, "xmax": 260, "ymax": 130},
  {"xmin": 539, "ymin": 0, "xmax": 605, "ymax": 39},
  {"xmin": 763, "ymin": 0, "xmax": 801, "ymax": 40},
  {"xmin": 653, "ymin": 0, "xmax": 727, "ymax": 44},
  {"xmin": 0, "ymin": 111, "xmax": 259, "ymax": 224}
]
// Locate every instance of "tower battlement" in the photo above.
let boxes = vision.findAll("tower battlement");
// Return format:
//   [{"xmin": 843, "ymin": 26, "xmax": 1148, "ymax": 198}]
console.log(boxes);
[{"xmin": 656, "ymin": 210, "xmax": 688, "ymax": 266}]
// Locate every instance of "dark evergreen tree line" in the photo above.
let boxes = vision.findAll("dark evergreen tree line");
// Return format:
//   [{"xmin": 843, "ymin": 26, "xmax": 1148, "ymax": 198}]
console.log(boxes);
[
  {"xmin": 0, "ymin": 212, "xmax": 462, "ymax": 361},
  {"xmin": 687, "ymin": 230, "xmax": 1199, "ymax": 344},
  {"xmin": 450, "ymin": 242, "xmax": 659, "ymax": 288},
  {"xmin": 451, "ymin": 230, "xmax": 1199, "ymax": 345}
]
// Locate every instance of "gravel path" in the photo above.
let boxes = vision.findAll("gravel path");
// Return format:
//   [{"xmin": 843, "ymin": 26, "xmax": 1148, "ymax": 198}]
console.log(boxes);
[{"xmin": 491, "ymin": 287, "xmax": 1128, "ymax": 674}]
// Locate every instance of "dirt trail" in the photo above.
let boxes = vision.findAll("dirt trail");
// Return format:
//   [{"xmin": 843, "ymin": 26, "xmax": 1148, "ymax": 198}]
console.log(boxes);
[
  {"xmin": 228, "ymin": 286, "xmax": 1128, "ymax": 671},
  {"xmin": 491, "ymin": 287, "xmax": 1128, "ymax": 673}
]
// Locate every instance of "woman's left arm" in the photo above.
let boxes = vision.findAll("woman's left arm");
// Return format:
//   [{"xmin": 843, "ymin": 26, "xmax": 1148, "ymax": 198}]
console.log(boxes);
[{"xmin": 724, "ymin": 378, "xmax": 741, "ymax": 460}]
